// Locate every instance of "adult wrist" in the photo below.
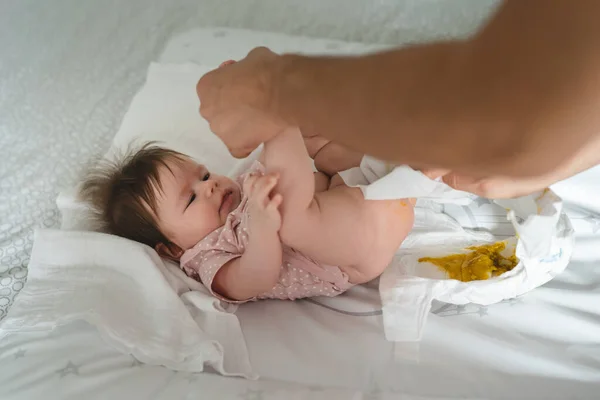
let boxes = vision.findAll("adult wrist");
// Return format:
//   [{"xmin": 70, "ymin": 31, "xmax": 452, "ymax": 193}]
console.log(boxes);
[{"xmin": 272, "ymin": 53, "xmax": 308, "ymax": 128}]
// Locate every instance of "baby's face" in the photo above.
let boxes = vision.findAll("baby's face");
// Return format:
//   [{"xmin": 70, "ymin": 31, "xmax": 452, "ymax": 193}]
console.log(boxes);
[{"xmin": 153, "ymin": 158, "xmax": 241, "ymax": 251}]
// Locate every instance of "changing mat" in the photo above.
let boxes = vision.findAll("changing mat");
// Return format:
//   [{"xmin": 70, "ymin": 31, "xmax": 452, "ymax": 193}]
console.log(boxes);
[{"xmin": 341, "ymin": 156, "xmax": 575, "ymax": 343}]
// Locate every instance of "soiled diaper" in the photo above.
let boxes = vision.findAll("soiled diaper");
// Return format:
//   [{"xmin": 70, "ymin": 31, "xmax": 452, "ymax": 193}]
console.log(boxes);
[
  {"xmin": 338, "ymin": 156, "xmax": 574, "ymax": 343},
  {"xmin": 419, "ymin": 241, "xmax": 519, "ymax": 282}
]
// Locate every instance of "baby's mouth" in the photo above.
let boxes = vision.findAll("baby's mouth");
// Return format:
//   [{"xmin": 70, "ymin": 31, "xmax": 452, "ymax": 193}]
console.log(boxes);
[{"xmin": 219, "ymin": 190, "xmax": 233, "ymax": 213}]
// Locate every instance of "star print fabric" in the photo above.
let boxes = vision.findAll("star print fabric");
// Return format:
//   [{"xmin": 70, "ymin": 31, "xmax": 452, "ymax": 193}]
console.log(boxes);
[{"xmin": 179, "ymin": 161, "xmax": 353, "ymax": 303}]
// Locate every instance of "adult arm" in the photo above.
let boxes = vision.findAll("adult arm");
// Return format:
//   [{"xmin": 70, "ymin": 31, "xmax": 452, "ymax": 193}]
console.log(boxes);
[
  {"xmin": 277, "ymin": 1, "xmax": 600, "ymax": 178},
  {"xmin": 198, "ymin": 0, "xmax": 600, "ymax": 181}
]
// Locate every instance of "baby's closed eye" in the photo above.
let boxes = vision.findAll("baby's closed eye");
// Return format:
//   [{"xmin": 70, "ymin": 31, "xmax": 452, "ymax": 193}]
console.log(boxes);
[
  {"xmin": 186, "ymin": 172, "xmax": 210, "ymax": 209},
  {"xmin": 186, "ymin": 194, "xmax": 196, "ymax": 209}
]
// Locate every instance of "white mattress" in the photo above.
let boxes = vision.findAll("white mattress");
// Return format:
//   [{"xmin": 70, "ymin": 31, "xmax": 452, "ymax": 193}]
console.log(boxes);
[{"xmin": 3, "ymin": 2, "xmax": 600, "ymax": 399}]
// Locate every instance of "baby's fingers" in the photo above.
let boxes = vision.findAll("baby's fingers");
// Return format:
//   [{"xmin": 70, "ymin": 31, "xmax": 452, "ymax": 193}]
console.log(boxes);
[
  {"xmin": 243, "ymin": 173, "xmax": 259, "ymax": 194},
  {"xmin": 255, "ymin": 173, "xmax": 280, "ymax": 197},
  {"xmin": 269, "ymin": 193, "xmax": 283, "ymax": 210}
]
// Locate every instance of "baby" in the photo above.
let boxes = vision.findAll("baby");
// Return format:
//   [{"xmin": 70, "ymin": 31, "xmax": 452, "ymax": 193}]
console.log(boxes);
[{"xmin": 81, "ymin": 127, "xmax": 414, "ymax": 302}]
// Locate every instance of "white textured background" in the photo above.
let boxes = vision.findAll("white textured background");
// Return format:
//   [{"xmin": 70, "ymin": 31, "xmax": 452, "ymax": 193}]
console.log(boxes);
[{"xmin": 0, "ymin": 0, "xmax": 499, "ymax": 319}]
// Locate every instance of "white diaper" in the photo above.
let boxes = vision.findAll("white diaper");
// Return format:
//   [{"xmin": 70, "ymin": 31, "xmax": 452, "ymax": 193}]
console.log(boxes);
[
  {"xmin": 339, "ymin": 155, "xmax": 477, "ymax": 204},
  {"xmin": 339, "ymin": 156, "xmax": 575, "ymax": 344}
]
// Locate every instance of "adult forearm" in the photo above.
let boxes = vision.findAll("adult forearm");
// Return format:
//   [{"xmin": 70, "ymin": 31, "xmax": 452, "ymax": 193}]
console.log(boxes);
[
  {"xmin": 277, "ymin": 43, "xmax": 474, "ymax": 170},
  {"xmin": 274, "ymin": 0, "xmax": 600, "ymax": 178}
]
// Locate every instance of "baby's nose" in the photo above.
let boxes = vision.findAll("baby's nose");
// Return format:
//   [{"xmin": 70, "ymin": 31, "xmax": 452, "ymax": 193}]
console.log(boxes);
[{"xmin": 205, "ymin": 179, "xmax": 219, "ymax": 195}]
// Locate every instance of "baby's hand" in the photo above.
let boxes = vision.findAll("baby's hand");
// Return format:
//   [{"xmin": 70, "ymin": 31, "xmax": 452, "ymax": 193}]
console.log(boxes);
[{"xmin": 244, "ymin": 173, "xmax": 283, "ymax": 233}]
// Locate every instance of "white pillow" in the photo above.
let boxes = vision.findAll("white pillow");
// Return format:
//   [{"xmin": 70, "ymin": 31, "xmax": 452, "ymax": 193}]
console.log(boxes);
[
  {"xmin": 58, "ymin": 62, "xmax": 256, "ymax": 230},
  {"xmin": 110, "ymin": 62, "xmax": 237, "ymax": 175}
]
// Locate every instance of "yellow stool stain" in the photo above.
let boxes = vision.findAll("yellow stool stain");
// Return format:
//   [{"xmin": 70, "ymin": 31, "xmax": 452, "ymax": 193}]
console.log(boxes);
[
  {"xmin": 387, "ymin": 200, "xmax": 410, "ymax": 215},
  {"xmin": 418, "ymin": 242, "xmax": 519, "ymax": 282}
]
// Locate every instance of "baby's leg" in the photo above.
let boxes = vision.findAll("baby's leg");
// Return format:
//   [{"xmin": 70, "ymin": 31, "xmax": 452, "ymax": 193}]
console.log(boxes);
[
  {"xmin": 303, "ymin": 136, "xmax": 363, "ymax": 176},
  {"xmin": 264, "ymin": 128, "xmax": 413, "ymax": 284},
  {"xmin": 316, "ymin": 142, "xmax": 363, "ymax": 177},
  {"xmin": 264, "ymin": 129, "xmax": 368, "ymax": 269},
  {"xmin": 328, "ymin": 173, "xmax": 346, "ymax": 190},
  {"xmin": 303, "ymin": 136, "xmax": 330, "ymax": 159},
  {"xmin": 281, "ymin": 188, "xmax": 415, "ymax": 284},
  {"xmin": 290, "ymin": 173, "xmax": 415, "ymax": 283},
  {"xmin": 314, "ymin": 171, "xmax": 330, "ymax": 193}
]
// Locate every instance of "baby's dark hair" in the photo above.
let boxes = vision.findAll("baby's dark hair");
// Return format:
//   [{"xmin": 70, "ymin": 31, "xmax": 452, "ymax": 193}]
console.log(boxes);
[{"xmin": 80, "ymin": 143, "xmax": 187, "ymax": 249}]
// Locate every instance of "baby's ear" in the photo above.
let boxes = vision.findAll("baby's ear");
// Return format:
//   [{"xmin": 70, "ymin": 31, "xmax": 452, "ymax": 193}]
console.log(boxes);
[{"xmin": 155, "ymin": 242, "xmax": 184, "ymax": 261}]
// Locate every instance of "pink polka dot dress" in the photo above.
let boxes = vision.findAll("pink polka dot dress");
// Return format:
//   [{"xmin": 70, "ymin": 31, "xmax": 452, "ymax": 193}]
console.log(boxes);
[{"xmin": 180, "ymin": 161, "xmax": 354, "ymax": 303}]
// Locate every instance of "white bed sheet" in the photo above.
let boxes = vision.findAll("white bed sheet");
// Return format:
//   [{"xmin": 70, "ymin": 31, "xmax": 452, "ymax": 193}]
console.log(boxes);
[
  {"xmin": 4, "ymin": 5, "xmax": 600, "ymax": 400},
  {"xmin": 2, "ymin": 251, "xmax": 600, "ymax": 400}
]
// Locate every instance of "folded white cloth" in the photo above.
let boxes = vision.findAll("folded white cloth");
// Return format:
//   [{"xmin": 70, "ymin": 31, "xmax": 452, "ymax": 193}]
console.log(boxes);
[
  {"xmin": 340, "ymin": 156, "xmax": 575, "ymax": 343},
  {"xmin": 0, "ymin": 229, "xmax": 256, "ymax": 378},
  {"xmin": 339, "ymin": 155, "xmax": 477, "ymax": 205}
]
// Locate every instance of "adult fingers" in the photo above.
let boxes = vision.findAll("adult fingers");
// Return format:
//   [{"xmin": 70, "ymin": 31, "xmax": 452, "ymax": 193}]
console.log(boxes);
[
  {"xmin": 441, "ymin": 173, "xmax": 535, "ymax": 199},
  {"xmin": 419, "ymin": 168, "xmax": 450, "ymax": 180},
  {"xmin": 207, "ymin": 112, "xmax": 263, "ymax": 158}
]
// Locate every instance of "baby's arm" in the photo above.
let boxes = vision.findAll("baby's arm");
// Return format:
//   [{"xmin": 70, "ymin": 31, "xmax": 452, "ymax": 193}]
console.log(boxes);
[
  {"xmin": 263, "ymin": 128, "xmax": 348, "ymax": 261},
  {"xmin": 212, "ymin": 174, "xmax": 283, "ymax": 301},
  {"xmin": 212, "ymin": 230, "xmax": 281, "ymax": 301}
]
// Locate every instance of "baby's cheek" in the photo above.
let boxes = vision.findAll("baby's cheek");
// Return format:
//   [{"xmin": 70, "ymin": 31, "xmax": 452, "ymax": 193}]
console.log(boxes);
[{"xmin": 181, "ymin": 215, "xmax": 215, "ymax": 248}]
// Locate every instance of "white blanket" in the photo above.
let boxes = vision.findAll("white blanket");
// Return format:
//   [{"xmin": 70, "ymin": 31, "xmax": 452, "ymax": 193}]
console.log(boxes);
[{"xmin": 0, "ymin": 229, "xmax": 254, "ymax": 378}]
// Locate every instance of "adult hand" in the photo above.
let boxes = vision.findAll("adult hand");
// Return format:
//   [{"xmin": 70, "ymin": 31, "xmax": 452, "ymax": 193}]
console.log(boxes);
[
  {"xmin": 421, "ymin": 168, "xmax": 557, "ymax": 199},
  {"xmin": 196, "ymin": 47, "xmax": 290, "ymax": 158},
  {"xmin": 422, "ymin": 133, "xmax": 600, "ymax": 199}
]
